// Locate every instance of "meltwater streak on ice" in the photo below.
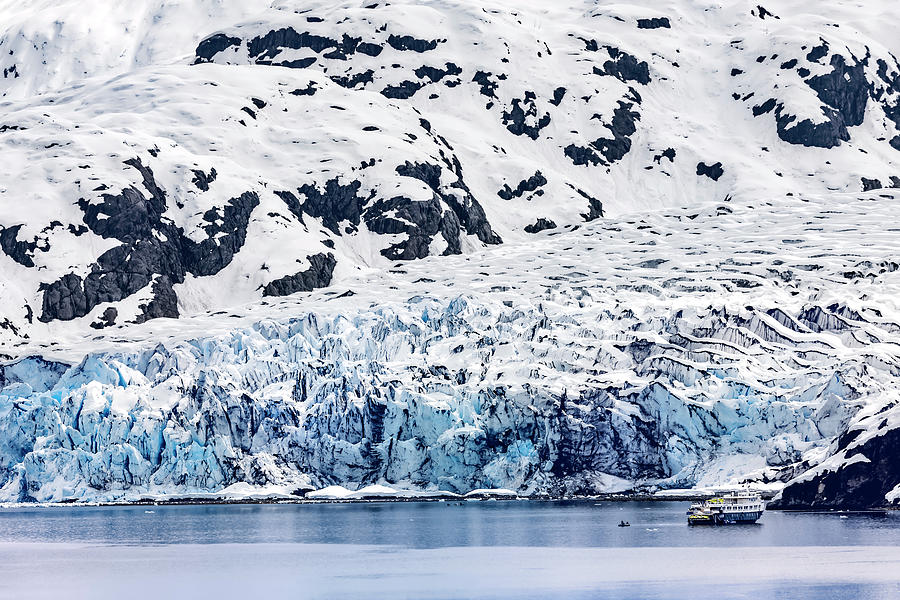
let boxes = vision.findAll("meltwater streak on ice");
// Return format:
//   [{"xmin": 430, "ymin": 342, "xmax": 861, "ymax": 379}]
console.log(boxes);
[{"xmin": 0, "ymin": 502, "xmax": 899, "ymax": 600}]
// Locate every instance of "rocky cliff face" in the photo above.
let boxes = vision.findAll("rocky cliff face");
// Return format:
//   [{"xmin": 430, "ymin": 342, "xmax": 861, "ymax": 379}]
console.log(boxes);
[{"xmin": 772, "ymin": 398, "xmax": 900, "ymax": 509}]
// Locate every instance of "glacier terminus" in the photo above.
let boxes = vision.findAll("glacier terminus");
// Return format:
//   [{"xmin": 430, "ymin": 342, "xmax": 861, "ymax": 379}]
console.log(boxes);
[{"xmin": 1, "ymin": 0, "xmax": 900, "ymax": 511}]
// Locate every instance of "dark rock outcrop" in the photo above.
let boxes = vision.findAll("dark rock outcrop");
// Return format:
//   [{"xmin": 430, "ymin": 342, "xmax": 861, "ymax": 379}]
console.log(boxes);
[
  {"xmin": 196, "ymin": 27, "xmax": 385, "ymax": 67},
  {"xmin": 773, "ymin": 424, "xmax": 900, "ymax": 509},
  {"xmin": 591, "ymin": 101, "xmax": 640, "ymax": 163},
  {"xmin": 594, "ymin": 47, "xmax": 651, "ymax": 85},
  {"xmin": 414, "ymin": 62, "xmax": 462, "ymax": 83},
  {"xmin": 579, "ymin": 196, "xmax": 605, "ymax": 221},
  {"xmin": 249, "ymin": 29, "xmax": 376, "ymax": 63},
  {"xmin": 653, "ymin": 148, "xmax": 676, "ymax": 163},
  {"xmin": 550, "ymin": 87, "xmax": 567, "ymax": 106},
  {"xmin": 136, "ymin": 276, "xmax": 179, "ymax": 323},
  {"xmin": 191, "ymin": 168, "xmax": 217, "ymax": 191},
  {"xmin": 872, "ymin": 58, "xmax": 900, "ymax": 151},
  {"xmin": 366, "ymin": 161, "xmax": 500, "ymax": 260},
  {"xmin": 861, "ymin": 177, "xmax": 882, "ymax": 191},
  {"xmin": 752, "ymin": 98, "xmax": 777, "ymax": 116},
  {"xmin": 290, "ymin": 82, "xmax": 318, "ymax": 96},
  {"xmin": 89, "ymin": 307, "xmax": 118, "ymax": 329},
  {"xmin": 39, "ymin": 158, "xmax": 259, "ymax": 323},
  {"xmin": 565, "ymin": 101, "xmax": 640, "ymax": 166},
  {"xmin": 399, "ymin": 161, "xmax": 500, "ymax": 247},
  {"xmin": 806, "ymin": 40, "xmax": 830, "ymax": 63},
  {"xmin": 498, "ymin": 171, "xmax": 547, "ymax": 200},
  {"xmin": 565, "ymin": 144, "xmax": 603, "ymax": 167},
  {"xmin": 696, "ymin": 161, "xmax": 724, "ymax": 181},
  {"xmin": 637, "ymin": 17, "xmax": 671, "ymax": 29},
  {"xmin": 524, "ymin": 218, "xmax": 557, "ymax": 233},
  {"xmin": 386, "ymin": 34, "xmax": 439, "ymax": 53},
  {"xmin": 365, "ymin": 193, "xmax": 449, "ymax": 260},
  {"xmin": 294, "ymin": 178, "xmax": 371, "ymax": 234},
  {"xmin": 472, "ymin": 71, "xmax": 499, "ymax": 98},
  {"xmin": 183, "ymin": 192, "xmax": 260, "ymax": 277},
  {"xmin": 754, "ymin": 5, "xmax": 779, "ymax": 20},
  {"xmin": 262, "ymin": 253, "xmax": 337, "ymax": 297},
  {"xmin": 381, "ymin": 80, "xmax": 423, "ymax": 99},
  {"xmin": 194, "ymin": 33, "xmax": 242, "ymax": 64},
  {"xmin": 330, "ymin": 70, "xmax": 374, "ymax": 89},
  {"xmin": 0, "ymin": 225, "xmax": 38, "ymax": 267},
  {"xmin": 501, "ymin": 93, "xmax": 551, "ymax": 140},
  {"xmin": 280, "ymin": 162, "xmax": 499, "ymax": 262},
  {"xmin": 773, "ymin": 52, "xmax": 868, "ymax": 148}
]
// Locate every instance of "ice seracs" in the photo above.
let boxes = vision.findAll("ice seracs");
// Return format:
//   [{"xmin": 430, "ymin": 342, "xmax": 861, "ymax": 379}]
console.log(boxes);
[
  {"xmin": 2, "ymin": 192, "xmax": 899, "ymax": 505},
  {"xmin": 1, "ymin": 0, "xmax": 900, "ymax": 507}
]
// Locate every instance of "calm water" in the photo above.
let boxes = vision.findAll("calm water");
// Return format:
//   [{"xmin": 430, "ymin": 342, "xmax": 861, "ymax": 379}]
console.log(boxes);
[{"xmin": 1, "ymin": 500, "xmax": 898, "ymax": 599}]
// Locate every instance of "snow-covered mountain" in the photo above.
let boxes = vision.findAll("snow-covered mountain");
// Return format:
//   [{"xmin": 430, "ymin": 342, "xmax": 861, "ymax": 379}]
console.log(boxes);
[{"xmin": 1, "ymin": 0, "xmax": 899, "ymax": 506}]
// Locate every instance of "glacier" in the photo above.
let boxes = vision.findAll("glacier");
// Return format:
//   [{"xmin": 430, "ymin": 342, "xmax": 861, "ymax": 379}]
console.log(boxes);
[
  {"xmin": 1, "ymin": 0, "xmax": 900, "ymax": 507},
  {"xmin": 2, "ymin": 194, "xmax": 899, "ymax": 504},
  {"xmin": 3, "ymin": 0, "xmax": 900, "ymax": 348}
]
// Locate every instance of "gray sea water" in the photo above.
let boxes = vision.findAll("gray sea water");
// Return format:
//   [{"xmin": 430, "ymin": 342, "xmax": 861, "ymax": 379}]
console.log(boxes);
[{"xmin": 1, "ymin": 500, "xmax": 898, "ymax": 599}]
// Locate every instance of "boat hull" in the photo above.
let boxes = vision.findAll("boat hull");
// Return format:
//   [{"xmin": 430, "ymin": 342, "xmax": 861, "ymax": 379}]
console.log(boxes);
[
  {"xmin": 688, "ymin": 511, "xmax": 763, "ymax": 525},
  {"xmin": 719, "ymin": 511, "xmax": 763, "ymax": 524}
]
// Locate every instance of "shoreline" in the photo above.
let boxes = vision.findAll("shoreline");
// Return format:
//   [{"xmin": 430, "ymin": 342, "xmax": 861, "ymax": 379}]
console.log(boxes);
[
  {"xmin": 6, "ymin": 494, "xmax": 712, "ymax": 509},
  {"xmin": 11, "ymin": 490, "xmax": 894, "ymax": 512}
]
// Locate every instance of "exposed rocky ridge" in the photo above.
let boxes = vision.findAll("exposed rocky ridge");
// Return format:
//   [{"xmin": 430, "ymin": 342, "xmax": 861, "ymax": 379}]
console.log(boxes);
[
  {"xmin": 772, "ymin": 389, "xmax": 900, "ymax": 509},
  {"xmin": 773, "ymin": 424, "xmax": 900, "ymax": 510},
  {"xmin": 40, "ymin": 158, "xmax": 260, "ymax": 323},
  {"xmin": 262, "ymin": 253, "xmax": 337, "ymax": 297}
]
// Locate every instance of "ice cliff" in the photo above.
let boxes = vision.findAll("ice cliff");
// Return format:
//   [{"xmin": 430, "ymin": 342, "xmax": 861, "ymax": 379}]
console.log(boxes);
[
  {"xmin": 2, "ymin": 195, "xmax": 899, "ymax": 504},
  {"xmin": 2, "ymin": 0, "xmax": 900, "ymax": 506}
]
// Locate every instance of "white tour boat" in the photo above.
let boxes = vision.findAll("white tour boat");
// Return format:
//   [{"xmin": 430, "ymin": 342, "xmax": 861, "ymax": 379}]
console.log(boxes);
[{"xmin": 687, "ymin": 491, "xmax": 765, "ymax": 525}]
